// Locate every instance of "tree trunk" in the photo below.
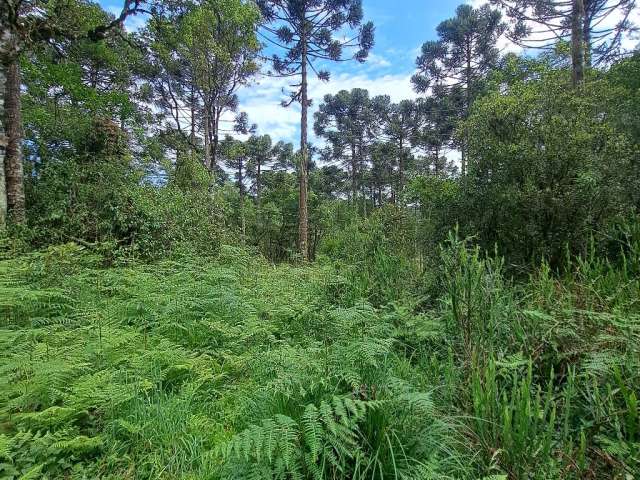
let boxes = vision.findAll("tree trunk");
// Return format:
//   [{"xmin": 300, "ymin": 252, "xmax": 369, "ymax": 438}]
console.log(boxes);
[
  {"xmin": 239, "ymin": 161, "xmax": 245, "ymax": 237},
  {"xmin": 463, "ymin": 39, "xmax": 472, "ymax": 177},
  {"xmin": 572, "ymin": 0, "xmax": 586, "ymax": 86},
  {"xmin": 211, "ymin": 110, "xmax": 221, "ymax": 171},
  {"xmin": 190, "ymin": 85, "xmax": 196, "ymax": 152},
  {"xmin": 351, "ymin": 142, "xmax": 357, "ymax": 204},
  {"xmin": 256, "ymin": 160, "xmax": 261, "ymax": 207},
  {"xmin": 0, "ymin": 61, "xmax": 7, "ymax": 227},
  {"xmin": 298, "ymin": 37, "xmax": 309, "ymax": 262},
  {"xmin": 5, "ymin": 58, "xmax": 24, "ymax": 224},
  {"xmin": 203, "ymin": 105, "xmax": 211, "ymax": 168},
  {"xmin": 583, "ymin": 8, "xmax": 592, "ymax": 68},
  {"xmin": 398, "ymin": 136, "xmax": 404, "ymax": 197}
]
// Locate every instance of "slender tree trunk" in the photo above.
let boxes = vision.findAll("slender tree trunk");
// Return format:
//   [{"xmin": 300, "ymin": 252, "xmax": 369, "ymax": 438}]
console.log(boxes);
[
  {"xmin": 239, "ymin": 161, "xmax": 245, "ymax": 237},
  {"xmin": 256, "ymin": 160, "xmax": 261, "ymax": 207},
  {"xmin": 203, "ymin": 105, "xmax": 211, "ymax": 168},
  {"xmin": 5, "ymin": 58, "xmax": 25, "ymax": 224},
  {"xmin": 583, "ymin": 8, "xmax": 592, "ymax": 68},
  {"xmin": 190, "ymin": 85, "xmax": 196, "ymax": 152},
  {"xmin": 351, "ymin": 142, "xmax": 357, "ymax": 204},
  {"xmin": 0, "ymin": 60, "xmax": 7, "ymax": 227},
  {"xmin": 298, "ymin": 36, "xmax": 309, "ymax": 261},
  {"xmin": 398, "ymin": 136, "xmax": 404, "ymax": 196},
  {"xmin": 434, "ymin": 145, "xmax": 440, "ymax": 176},
  {"xmin": 463, "ymin": 40, "xmax": 472, "ymax": 177},
  {"xmin": 211, "ymin": 110, "xmax": 221, "ymax": 171},
  {"xmin": 572, "ymin": 0, "xmax": 586, "ymax": 86}
]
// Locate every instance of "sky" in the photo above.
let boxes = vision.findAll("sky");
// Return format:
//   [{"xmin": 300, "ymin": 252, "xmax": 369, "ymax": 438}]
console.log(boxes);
[
  {"xmin": 97, "ymin": 0, "xmax": 478, "ymax": 145},
  {"xmin": 98, "ymin": 0, "xmax": 639, "ymax": 147}
]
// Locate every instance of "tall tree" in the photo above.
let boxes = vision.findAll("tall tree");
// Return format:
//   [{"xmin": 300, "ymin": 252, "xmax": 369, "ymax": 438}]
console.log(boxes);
[
  {"xmin": 256, "ymin": 0, "xmax": 374, "ymax": 261},
  {"xmin": 246, "ymin": 134, "xmax": 276, "ymax": 206},
  {"xmin": 414, "ymin": 86, "xmax": 460, "ymax": 176},
  {"xmin": 412, "ymin": 4, "xmax": 505, "ymax": 175},
  {"xmin": 369, "ymin": 141, "xmax": 396, "ymax": 206},
  {"xmin": 221, "ymin": 135, "xmax": 250, "ymax": 236},
  {"xmin": 143, "ymin": 4, "xmax": 200, "ymax": 169},
  {"xmin": 179, "ymin": 0, "xmax": 260, "ymax": 170},
  {"xmin": 314, "ymin": 88, "xmax": 383, "ymax": 205},
  {"xmin": 384, "ymin": 99, "xmax": 420, "ymax": 197},
  {"xmin": 491, "ymin": 0, "xmax": 637, "ymax": 84},
  {"xmin": 0, "ymin": 0, "xmax": 145, "ymax": 226}
]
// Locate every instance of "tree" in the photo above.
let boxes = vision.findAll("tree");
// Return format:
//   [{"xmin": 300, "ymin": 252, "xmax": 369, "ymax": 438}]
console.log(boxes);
[
  {"xmin": 314, "ymin": 89, "xmax": 385, "ymax": 208},
  {"xmin": 460, "ymin": 70, "xmax": 637, "ymax": 266},
  {"xmin": 221, "ymin": 135, "xmax": 249, "ymax": 236},
  {"xmin": 256, "ymin": 0, "xmax": 374, "ymax": 261},
  {"xmin": 368, "ymin": 141, "xmax": 396, "ymax": 206},
  {"xmin": 179, "ymin": 0, "xmax": 260, "ymax": 170},
  {"xmin": 0, "ymin": 0, "xmax": 145, "ymax": 226},
  {"xmin": 412, "ymin": 4, "xmax": 506, "ymax": 175},
  {"xmin": 246, "ymin": 134, "xmax": 276, "ymax": 206},
  {"xmin": 383, "ymin": 99, "xmax": 420, "ymax": 197},
  {"xmin": 143, "ymin": 4, "xmax": 201, "ymax": 169},
  {"xmin": 414, "ymin": 86, "xmax": 460, "ymax": 177},
  {"xmin": 144, "ymin": 0, "xmax": 260, "ymax": 173},
  {"xmin": 491, "ymin": 0, "xmax": 637, "ymax": 85}
]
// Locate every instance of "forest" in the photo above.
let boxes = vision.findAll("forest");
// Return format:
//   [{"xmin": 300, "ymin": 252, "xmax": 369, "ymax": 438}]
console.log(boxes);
[{"xmin": 0, "ymin": 0, "xmax": 639, "ymax": 478}]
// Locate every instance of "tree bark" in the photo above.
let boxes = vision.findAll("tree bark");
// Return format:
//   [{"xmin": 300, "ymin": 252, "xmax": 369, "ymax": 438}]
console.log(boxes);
[
  {"xmin": 0, "ymin": 61, "xmax": 7, "ymax": 227},
  {"xmin": 256, "ymin": 160, "xmax": 261, "ymax": 207},
  {"xmin": 351, "ymin": 142, "xmax": 357, "ymax": 204},
  {"xmin": 203, "ymin": 104, "xmax": 211, "ymax": 168},
  {"xmin": 4, "ymin": 58, "xmax": 25, "ymax": 224},
  {"xmin": 463, "ymin": 39, "xmax": 472, "ymax": 177},
  {"xmin": 398, "ymin": 135, "xmax": 404, "ymax": 197},
  {"xmin": 583, "ymin": 7, "xmax": 592, "ymax": 68},
  {"xmin": 211, "ymin": 109, "xmax": 221, "ymax": 171},
  {"xmin": 572, "ymin": 0, "xmax": 586, "ymax": 86},
  {"xmin": 238, "ymin": 159, "xmax": 245, "ymax": 237},
  {"xmin": 298, "ymin": 35, "xmax": 309, "ymax": 262}
]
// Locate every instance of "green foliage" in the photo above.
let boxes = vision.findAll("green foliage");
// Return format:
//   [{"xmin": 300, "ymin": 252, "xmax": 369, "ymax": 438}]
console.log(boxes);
[{"xmin": 460, "ymin": 69, "xmax": 638, "ymax": 267}]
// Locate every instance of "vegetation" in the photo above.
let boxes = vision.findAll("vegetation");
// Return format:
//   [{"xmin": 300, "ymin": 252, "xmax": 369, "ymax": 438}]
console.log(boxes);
[{"xmin": 0, "ymin": 0, "xmax": 639, "ymax": 479}]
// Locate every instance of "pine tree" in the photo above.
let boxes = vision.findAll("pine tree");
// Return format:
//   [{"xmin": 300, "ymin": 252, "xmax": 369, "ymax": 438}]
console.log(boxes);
[
  {"xmin": 491, "ymin": 0, "xmax": 637, "ymax": 84},
  {"xmin": 384, "ymin": 100, "xmax": 420, "ymax": 197},
  {"xmin": 256, "ymin": 0, "xmax": 374, "ymax": 260},
  {"xmin": 246, "ymin": 135, "xmax": 275, "ymax": 206},
  {"xmin": 414, "ymin": 86, "xmax": 460, "ymax": 176},
  {"xmin": 412, "ymin": 4, "xmax": 505, "ymax": 175},
  {"xmin": 314, "ymin": 89, "xmax": 384, "ymax": 205}
]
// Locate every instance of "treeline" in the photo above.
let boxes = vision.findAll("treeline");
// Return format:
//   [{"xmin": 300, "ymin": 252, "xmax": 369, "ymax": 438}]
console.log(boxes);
[{"xmin": 0, "ymin": 0, "xmax": 638, "ymax": 269}]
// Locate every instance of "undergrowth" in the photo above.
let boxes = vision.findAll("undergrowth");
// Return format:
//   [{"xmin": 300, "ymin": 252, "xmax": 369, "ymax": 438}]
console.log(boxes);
[{"xmin": 0, "ymin": 238, "xmax": 638, "ymax": 479}]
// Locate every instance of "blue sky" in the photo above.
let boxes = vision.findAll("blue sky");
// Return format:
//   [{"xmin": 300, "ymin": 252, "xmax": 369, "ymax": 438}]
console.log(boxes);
[
  {"xmin": 97, "ymin": 0, "xmax": 475, "ymax": 145},
  {"xmin": 97, "ymin": 0, "xmax": 638, "ymax": 146}
]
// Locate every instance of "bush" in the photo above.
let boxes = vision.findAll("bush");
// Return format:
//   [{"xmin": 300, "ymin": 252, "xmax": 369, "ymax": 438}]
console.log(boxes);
[{"xmin": 460, "ymin": 70, "xmax": 638, "ymax": 268}]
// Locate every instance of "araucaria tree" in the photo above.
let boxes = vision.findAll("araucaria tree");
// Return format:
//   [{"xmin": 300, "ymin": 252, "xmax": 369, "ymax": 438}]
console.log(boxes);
[
  {"xmin": 314, "ymin": 88, "xmax": 383, "ymax": 206},
  {"xmin": 490, "ymin": 0, "xmax": 637, "ymax": 85},
  {"xmin": 246, "ymin": 134, "xmax": 276, "ymax": 206},
  {"xmin": 412, "ymin": 4, "xmax": 505, "ymax": 175},
  {"xmin": 256, "ymin": 0, "xmax": 374, "ymax": 261},
  {"xmin": 384, "ymin": 99, "xmax": 420, "ymax": 196},
  {"xmin": 144, "ymin": 0, "xmax": 260, "ymax": 173}
]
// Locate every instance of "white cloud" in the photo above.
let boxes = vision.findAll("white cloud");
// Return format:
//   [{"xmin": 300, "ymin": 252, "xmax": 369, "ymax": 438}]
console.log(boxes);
[
  {"xmin": 237, "ymin": 70, "xmax": 417, "ymax": 145},
  {"xmin": 366, "ymin": 53, "xmax": 392, "ymax": 68}
]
